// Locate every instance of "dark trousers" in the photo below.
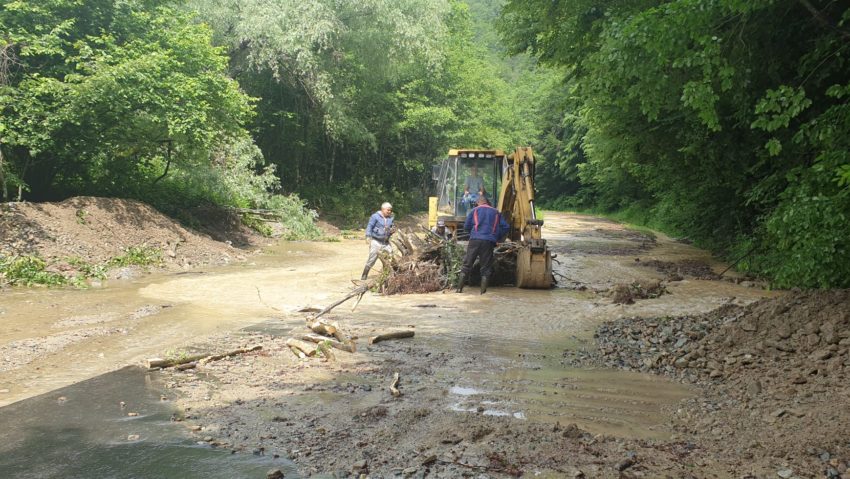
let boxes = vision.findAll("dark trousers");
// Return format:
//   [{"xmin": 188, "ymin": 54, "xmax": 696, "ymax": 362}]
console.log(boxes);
[{"xmin": 461, "ymin": 239, "xmax": 496, "ymax": 277}]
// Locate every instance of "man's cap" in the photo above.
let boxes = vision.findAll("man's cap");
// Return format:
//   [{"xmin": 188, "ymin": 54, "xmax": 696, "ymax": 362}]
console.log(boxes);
[{"xmin": 436, "ymin": 220, "xmax": 445, "ymax": 227}]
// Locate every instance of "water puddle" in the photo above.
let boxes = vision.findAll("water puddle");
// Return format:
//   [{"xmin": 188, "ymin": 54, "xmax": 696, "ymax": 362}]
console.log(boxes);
[
  {"xmin": 0, "ymin": 366, "xmax": 298, "ymax": 478},
  {"xmin": 448, "ymin": 385, "xmax": 482, "ymax": 396},
  {"xmin": 447, "ymin": 366, "xmax": 692, "ymax": 440}
]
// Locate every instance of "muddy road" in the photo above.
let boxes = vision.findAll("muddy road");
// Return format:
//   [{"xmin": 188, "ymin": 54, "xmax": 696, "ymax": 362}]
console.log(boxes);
[{"xmin": 0, "ymin": 212, "xmax": 782, "ymax": 477}]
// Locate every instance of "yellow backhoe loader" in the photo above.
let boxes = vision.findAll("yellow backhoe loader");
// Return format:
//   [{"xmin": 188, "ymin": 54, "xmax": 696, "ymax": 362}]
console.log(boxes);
[{"xmin": 428, "ymin": 147, "xmax": 553, "ymax": 288}]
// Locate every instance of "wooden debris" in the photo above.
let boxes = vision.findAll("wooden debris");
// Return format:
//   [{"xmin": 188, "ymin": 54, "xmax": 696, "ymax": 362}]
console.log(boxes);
[
  {"xmin": 297, "ymin": 333, "xmax": 356, "ymax": 353},
  {"xmin": 307, "ymin": 318, "xmax": 340, "ymax": 337},
  {"xmin": 310, "ymin": 282, "xmax": 372, "ymax": 320},
  {"xmin": 316, "ymin": 341, "xmax": 336, "ymax": 362},
  {"xmin": 145, "ymin": 345, "xmax": 262, "ymax": 370},
  {"xmin": 285, "ymin": 338, "xmax": 318, "ymax": 357},
  {"xmin": 175, "ymin": 362, "xmax": 197, "ymax": 371},
  {"xmin": 146, "ymin": 354, "xmax": 207, "ymax": 369},
  {"xmin": 289, "ymin": 346, "xmax": 307, "ymax": 359},
  {"xmin": 369, "ymin": 330, "xmax": 414, "ymax": 344},
  {"xmin": 198, "ymin": 345, "xmax": 263, "ymax": 365},
  {"xmin": 389, "ymin": 371, "xmax": 401, "ymax": 397}
]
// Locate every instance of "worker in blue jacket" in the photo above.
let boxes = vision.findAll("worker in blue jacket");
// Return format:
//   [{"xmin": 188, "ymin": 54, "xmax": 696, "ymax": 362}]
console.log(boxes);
[
  {"xmin": 458, "ymin": 196, "xmax": 510, "ymax": 294},
  {"xmin": 362, "ymin": 202, "xmax": 396, "ymax": 280}
]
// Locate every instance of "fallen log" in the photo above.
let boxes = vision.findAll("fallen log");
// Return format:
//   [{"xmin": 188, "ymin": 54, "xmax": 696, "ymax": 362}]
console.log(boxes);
[
  {"xmin": 198, "ymin": 345, "xmax": 263, "ymax": 365},
  {"xmin": 289, "ymin": 346, "xmax": 307, "ymax": 359},
  {"xmin": 389, "ymin": 372, "xmax": 401, "ymax": 397},
  {"xmin": 296, "ymin": 334, "xmax": 356, "ymax": 353},
  {"xmin": 145, "ymin": 345, "xmax": 262, "ymax": 369},
  {"xmin": 369, "ymin": 330, "xmax": 415, "ymax": 344},
  {"xmin": 286, "ymin": 338, "xmax": 318, "ymax": 357},
  {"xmin": 176, "ymin": 362, "xmax": 198, "ymax": 371},
  {"xmin": 146, "ymin": 354, "xmax": 208, "ymax": 369}
]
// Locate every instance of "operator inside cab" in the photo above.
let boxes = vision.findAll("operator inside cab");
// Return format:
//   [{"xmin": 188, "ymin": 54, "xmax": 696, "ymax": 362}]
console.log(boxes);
[{"xmin": 462, "ymin": 163, "xmax": 488, "ymax": 214}]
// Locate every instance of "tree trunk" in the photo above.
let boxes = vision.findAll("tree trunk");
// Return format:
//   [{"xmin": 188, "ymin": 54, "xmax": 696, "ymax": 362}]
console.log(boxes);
[{"xmin": 0, "ymin": 143, "xmax": 7, "ymax": 201}]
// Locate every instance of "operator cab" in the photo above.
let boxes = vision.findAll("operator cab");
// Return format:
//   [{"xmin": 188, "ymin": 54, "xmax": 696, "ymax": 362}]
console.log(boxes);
[{"xmin": 430, "ymin": 149, "xmax": 504, "ymax": 239}]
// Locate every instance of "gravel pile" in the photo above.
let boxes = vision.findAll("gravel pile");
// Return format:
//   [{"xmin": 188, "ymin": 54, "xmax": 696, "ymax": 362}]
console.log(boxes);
[
  {"xmin": 565, "ymin": 290, "xmax": 850, "ymax": 383},
  {"xmin": 564, "ymin": 290, "xmax": 850, "ymax": 478}
]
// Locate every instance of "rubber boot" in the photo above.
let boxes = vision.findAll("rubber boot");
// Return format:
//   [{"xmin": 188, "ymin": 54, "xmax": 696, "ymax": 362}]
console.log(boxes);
[
  {"xmin": 480, "ymin": 276, "xmax": 489, "ymax": 295},
  {"xmin": 361, "ymin": 266, "xmax": 370, "ymax": 280},
  {"xmin": 456, "ymin": 273, "xmax": 466, "ymax": 293}
]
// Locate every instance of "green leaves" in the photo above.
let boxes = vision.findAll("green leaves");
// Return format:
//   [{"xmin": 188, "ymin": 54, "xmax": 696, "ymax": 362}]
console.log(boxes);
[
  {"xmin": 0, "ymin": 0, "xmax": 253, "ymax": 200},
  {"xmin": 501, "ymin": 0, "xmax": 850, "ymax": 288},
  {"xmin": 751, "ymin": 86, "xmax": 812, "ymax": 133}
]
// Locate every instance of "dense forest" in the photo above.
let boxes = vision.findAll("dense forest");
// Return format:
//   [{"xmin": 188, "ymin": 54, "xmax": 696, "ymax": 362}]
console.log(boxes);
[{"xmin": 1, "ymin": 0, "xmax": 848, "ymax": 288}]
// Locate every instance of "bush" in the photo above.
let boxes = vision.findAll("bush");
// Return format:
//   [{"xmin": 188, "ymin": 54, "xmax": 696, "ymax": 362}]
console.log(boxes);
[
  {"xmin": 0, "ymin": 255, "xmax": 66, "ymax": 286},
  {"xmin": 759, "ymin": 174, "xmax": 850, "ymax": 288}
]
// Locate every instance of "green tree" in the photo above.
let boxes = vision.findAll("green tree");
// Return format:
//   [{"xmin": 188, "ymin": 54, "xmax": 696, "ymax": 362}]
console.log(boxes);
[
  {"xmin": 500, "ymin": 0, "xmax": 850, "ymax": 287},
  {"xmin": 0, "ymin": 0, "xmax": 255, "ymax": 201}
]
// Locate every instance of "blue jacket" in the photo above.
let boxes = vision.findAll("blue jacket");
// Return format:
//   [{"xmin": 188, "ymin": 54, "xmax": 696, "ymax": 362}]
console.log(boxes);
[
  {"xmin": 366, "ymin": 211, "xmax": 394, "ymax": 241},
  {"xmin": 464, "ymin": 204, "xmax": 510, "ymax": 243}
]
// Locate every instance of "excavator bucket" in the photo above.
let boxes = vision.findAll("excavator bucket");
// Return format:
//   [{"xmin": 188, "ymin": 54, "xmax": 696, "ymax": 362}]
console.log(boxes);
[{"xmin": 516, "ymin": 239, "xmax": 553, "ymax": 289}]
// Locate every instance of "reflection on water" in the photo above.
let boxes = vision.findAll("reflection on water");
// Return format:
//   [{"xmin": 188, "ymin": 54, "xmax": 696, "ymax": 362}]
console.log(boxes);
[{"xmin": 0, "ymin": 367, "xmax": 298, "ymax": 479}]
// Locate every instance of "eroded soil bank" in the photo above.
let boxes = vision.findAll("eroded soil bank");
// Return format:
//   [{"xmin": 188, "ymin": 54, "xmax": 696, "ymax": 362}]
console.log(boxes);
[{"xmin": 4, "ymin": 209, "xmax": 836, "ymax": 478}]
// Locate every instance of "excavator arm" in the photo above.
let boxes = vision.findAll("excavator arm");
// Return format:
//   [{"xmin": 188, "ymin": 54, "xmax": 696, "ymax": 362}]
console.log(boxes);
[{"xmin": 497, "ymin": 147, "xmax": 553, "ymax": 288}]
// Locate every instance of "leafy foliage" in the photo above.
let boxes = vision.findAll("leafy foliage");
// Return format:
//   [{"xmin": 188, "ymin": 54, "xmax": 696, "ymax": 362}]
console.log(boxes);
[
  {"xmin": 502, "ymin": 0, "xmax": 850, "ymax": 287},
  {"xmin": 0, "ymin": 255, "xmax": 67, "ymax": 286},
  {"xmin": 109, "ymin": 245, "xmax": 163, "ymax": 268}
]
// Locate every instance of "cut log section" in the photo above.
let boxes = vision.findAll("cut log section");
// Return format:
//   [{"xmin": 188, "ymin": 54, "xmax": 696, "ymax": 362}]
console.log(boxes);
[
  {"xmin": 369, "ymin": 330, "xmax": 415, "ymax": 344},
  {"xmin": 307, "ymin": 318, "xmax": 355, "ymax": 347},
  {"xmin": 285, "ymin": 338, "xmax": 318, "ymax": 357},
  {"xmin": 307, "ymin": 318, "xmax": 339, "ymax": 337}
]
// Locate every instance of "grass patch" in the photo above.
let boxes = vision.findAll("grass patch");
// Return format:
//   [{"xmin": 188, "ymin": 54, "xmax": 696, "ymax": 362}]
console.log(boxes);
[{"xmin": 109, "ymin": 245, "xmax": 163, "ymax": 268}]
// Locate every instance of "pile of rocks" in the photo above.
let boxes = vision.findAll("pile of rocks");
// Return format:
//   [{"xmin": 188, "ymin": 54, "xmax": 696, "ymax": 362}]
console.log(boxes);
[
  {"xmin": 565, "ymin": 290, "xmax": 850, "ymax": 385},
  {"xmin": 565, "ymin": 290, "xmax": 850, "ymax": 478}
]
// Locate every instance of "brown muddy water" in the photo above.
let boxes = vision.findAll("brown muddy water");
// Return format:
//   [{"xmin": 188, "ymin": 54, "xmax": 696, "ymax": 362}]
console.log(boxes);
[{"xmin": 0, "ymin": 212, "xmax": 776, "ymax": 477}]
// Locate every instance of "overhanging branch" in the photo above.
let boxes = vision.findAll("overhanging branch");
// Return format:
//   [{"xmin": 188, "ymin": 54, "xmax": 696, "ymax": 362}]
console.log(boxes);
[{"xmin": 798, "ymin": 0, "xmax": 850, "ymax": 40}]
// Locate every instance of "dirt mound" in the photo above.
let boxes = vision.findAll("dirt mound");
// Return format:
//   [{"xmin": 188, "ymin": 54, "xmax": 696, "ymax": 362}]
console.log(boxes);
[
  {"xmin": 564, "ymin": 290, "xmax": 850, "ymax": 477},
  {"xmin": 0, "ymin": 197, "xmax": 255, "ymax": 276},
  {"xmin": 635, "ymin": 258, "xmax": 720, "ymax": 280},
  {"xmin": 609, "ymin": 279, "xmax": 667, "ymax": 304}
]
